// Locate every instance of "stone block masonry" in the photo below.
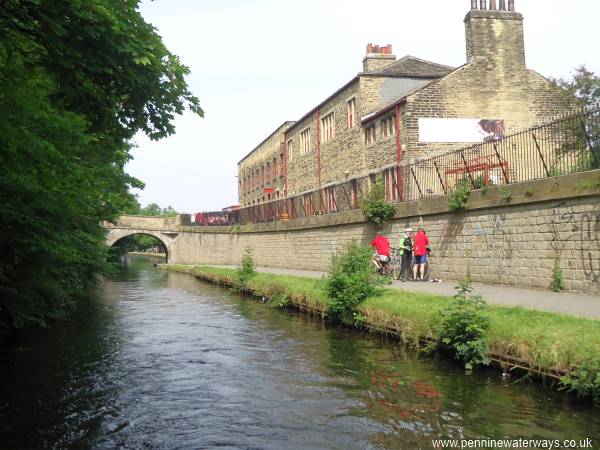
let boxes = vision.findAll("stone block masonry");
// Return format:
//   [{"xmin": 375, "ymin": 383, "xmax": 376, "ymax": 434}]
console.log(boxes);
[{"xmin": 168, "ymin": 171, "xmax": 600, "ymax": 295}]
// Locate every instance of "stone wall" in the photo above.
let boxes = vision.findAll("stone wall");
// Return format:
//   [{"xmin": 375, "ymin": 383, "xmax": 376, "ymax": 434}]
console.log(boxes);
[{"xmin": 169, "ymin": 171, "xmax": 600, "ymax": 295}]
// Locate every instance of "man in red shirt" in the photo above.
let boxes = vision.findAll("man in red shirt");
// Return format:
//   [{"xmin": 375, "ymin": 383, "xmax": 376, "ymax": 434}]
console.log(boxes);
[
  {"xmin": 413, "ymin": 227, "xmax": 430, "ymax": 281},
  {"xmin": 370, "ymin": 231, "xmax": 391, "ymax": 274}
]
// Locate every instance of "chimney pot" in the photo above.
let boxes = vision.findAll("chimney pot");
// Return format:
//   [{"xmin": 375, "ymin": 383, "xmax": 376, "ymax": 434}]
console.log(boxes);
[
  {"xmin": 471, "ymin": 0, "xmax": 478, "ymax": 9},
  {"xmin": 363, "ymin": 43, "xmax": 396, "ymax": 72},
  {"xmin": 490, "ymin": 0, "xmax": 497, "ymax": 10},
  {"xmin": 479, "ymin": 0, "xmax": 487, "ymax": 10},
  {"xmin": 499, "ymin": 0, "xmax": 506, "ymax": 10},
  {"xmin": 508, "ymin": 0, "xmax": 514, "ymax": 11}
]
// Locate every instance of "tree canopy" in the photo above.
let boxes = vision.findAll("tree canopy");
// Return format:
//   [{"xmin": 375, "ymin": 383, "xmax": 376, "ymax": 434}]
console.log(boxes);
[
  {"xmin": 0, "ymin": 0, "xmax": 202, "ymax": 338},
  {"xmin": 555, "ymin": 65, "xmax": 600, "ymax": 110}
]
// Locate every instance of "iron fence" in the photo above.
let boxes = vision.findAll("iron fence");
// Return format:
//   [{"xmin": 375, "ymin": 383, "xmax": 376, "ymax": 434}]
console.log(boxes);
[{"xmin": 200, "ymin": 108, "xmax": 600, "ymax": 226}]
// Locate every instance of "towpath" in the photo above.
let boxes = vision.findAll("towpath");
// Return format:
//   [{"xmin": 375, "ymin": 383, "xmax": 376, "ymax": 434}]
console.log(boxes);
[{"xmin": 209, "ymin": 265, "xmax": 600, "ymax": 319}]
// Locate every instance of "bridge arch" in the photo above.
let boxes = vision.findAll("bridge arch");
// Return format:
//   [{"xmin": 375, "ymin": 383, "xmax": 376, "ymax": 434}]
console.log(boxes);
[
  {"xmin": 105, "ymin": 228, "xmax": 176, "ymax": 263},
  {"xmin": 101, "ymin": 215, "xmax": 187, "ymax": 264}
]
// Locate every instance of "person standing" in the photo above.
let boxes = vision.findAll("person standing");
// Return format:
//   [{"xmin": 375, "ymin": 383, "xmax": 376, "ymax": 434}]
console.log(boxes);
[
  {"xmin": 412, "ymin": 227, "xmax": 429, "ymax": 281},
  {"xmin": 398, "ymin": 227, "xmax": 413, "ymax": 281}
]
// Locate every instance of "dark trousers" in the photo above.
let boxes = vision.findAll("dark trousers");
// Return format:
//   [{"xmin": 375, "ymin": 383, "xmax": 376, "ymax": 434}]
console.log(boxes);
[{"xmin": 400, "ymin": 253, "xmax": 412, "ymax": 280}]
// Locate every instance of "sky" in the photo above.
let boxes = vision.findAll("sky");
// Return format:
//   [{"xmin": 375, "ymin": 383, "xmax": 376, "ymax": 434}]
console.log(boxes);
[{"xmin": 126, "ymin": 0, "xmax": 600, "ymax": 214}]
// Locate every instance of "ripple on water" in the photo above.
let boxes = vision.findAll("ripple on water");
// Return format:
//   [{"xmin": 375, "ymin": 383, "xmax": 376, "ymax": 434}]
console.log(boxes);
[{"xmin": 1, "ymin": 257, "xmax": 599, "ymax": 450}]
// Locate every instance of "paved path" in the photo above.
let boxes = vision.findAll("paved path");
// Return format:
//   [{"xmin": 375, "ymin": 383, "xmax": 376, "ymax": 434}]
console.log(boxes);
[{"xmin": 210, "ymin": 265, "xmax": 600, "ymax": 319}]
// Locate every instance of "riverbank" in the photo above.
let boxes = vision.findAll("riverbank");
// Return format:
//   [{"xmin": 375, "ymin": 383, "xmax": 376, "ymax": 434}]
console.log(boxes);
[
  {"xmin": 127, "ymin": 252, "xmax": 166, "ymax": 258},
  {"xmin": 161, "ymin": 264, "xmax": 600, "ymax": 401}
]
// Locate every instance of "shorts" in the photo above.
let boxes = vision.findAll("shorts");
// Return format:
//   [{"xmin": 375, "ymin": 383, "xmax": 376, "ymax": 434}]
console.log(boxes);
[
  {"xmin": 378, "ymin": 255, "xmax": 390, "ymax": 263},
  {"xmin": 413, "ymin": 255, "xmax": 427, "ymax": 264}
]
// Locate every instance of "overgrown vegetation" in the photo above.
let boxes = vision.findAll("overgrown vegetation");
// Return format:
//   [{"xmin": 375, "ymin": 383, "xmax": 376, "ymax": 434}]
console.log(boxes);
[
  {"xmin": 167, "ymin": 265, "xmax": 600, "ymax": 401},
  {"xmin": 448, "ymin": 180, "xmax": 471, "ymax": 211},
  {"xmin": 550, "ymin": 260, "xmax": 566, "ymax": 292},
  {"xmin": 0, "ymin": 0, "xmax": 201, "ymax": 339},
  {"xmin": 438, "ymin": 280, "xmax": 491, "ymax": 370},
  {"xmin": 359, "ymin": 176, "xmax": 396, "ymax": 226},
  {"xmin": 324, "ymin": 241, "xmax": 382, "ymax": 325},
  {"xmin": 561, "ymin": 358, "xmax": 600, "ymax": 403},
  {"xmin": 236, "ymin": 247, "xmax": 256, "ymax": 288}
]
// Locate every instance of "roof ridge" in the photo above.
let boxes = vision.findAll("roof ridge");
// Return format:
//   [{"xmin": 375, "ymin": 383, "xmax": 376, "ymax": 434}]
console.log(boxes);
[{"xmin": 392, "ymin": 54, "xmax": 455, "ymax": 70}]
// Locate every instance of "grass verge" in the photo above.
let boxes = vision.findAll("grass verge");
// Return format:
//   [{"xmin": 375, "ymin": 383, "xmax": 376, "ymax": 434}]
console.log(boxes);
[{"xmin": 164, "ymin": 264, "xmax": 600, "ymax": 399}]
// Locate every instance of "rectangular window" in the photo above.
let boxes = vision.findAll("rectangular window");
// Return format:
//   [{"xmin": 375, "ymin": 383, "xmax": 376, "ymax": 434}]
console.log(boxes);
[
  {"xmin": 347, "ymin": 98, "xmax": 356, "ymax": 128},
  {"xmin": 365, "ymin": 124, "xmax": 376, "ymax": 145},
  {"xmin": 272, "ymin": 158, "xmax": 277, "ymax": 180},
  {"xmin": 381, "ymin": 115, "xmax": 396, "ymax": 138},
  {"xmin": 287, "ymin": 139, "xmax": 294, "ymax": 163},
  {"xmin": 321, "ymin": 112, "xmax": 335, "ymax": 143},
  {"xmin": 279, "ymin": 152, "xmax": 284, "ymax": 177},
  {"xmin": 266, "ymin": 162, "xmax": 271, "ymax": 184},
  {"xmin": 300, "ymin": 128, "xmax": 311, "ymax": 154}
]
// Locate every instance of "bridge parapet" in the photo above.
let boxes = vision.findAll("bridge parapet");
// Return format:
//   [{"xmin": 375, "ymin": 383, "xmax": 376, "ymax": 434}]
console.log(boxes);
[{"xmin": 102, "ymin": 214, "xmax": 190, "ymax": 231}]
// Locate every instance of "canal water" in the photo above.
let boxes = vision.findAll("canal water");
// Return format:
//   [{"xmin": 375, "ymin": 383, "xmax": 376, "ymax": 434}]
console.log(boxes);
[{"xmin": 1, "ymin": 255, "xmax": 598, "ymax": 449}]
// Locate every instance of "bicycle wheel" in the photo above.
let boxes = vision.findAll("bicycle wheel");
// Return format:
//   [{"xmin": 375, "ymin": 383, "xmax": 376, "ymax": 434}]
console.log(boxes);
[
  {"xmin": 392, "ymin": 258, "xmax": 401, "ymax": 280},
  {"xmin": 422, "ymin": 261, "xmax": 431, "ymax": 281}
]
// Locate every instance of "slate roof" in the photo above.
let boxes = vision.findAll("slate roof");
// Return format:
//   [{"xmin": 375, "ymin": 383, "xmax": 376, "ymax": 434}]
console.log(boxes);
[{"xmin": 366, "ymin": 55, "xmax": 455, "ymax": 78}]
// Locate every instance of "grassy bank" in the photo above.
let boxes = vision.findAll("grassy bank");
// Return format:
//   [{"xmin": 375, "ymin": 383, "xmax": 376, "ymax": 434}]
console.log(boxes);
[{"xmin": 164, "ymin": 264, "xmax": 600, "ymax": 399}]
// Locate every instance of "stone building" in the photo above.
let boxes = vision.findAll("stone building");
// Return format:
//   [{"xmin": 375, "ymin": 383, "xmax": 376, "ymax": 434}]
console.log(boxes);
[
  {"xmin": 238, "ymin": 121, "xmax": 294, "ymax": 206},
  {"xmin": 237, "ymin": 1, "xmax": 566, "ymax": 208}
]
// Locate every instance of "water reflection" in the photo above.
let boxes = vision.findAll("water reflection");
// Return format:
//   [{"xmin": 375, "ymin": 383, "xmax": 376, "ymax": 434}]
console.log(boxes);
[{"xmin": 0, "ymin": 255, "xmax": 598, "ymax": 450}]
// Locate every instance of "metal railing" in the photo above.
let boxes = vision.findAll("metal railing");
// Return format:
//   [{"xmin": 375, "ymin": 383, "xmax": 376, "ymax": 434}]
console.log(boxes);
[{"xmin": 203, "ymin": 108, "xmax": 600, "ymax": 226}]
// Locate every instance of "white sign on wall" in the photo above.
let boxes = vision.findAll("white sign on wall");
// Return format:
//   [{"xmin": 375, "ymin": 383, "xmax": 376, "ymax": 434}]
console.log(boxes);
[{"xmin": 418, "ymin": 118, "xmax": 506, "ymax": 143}]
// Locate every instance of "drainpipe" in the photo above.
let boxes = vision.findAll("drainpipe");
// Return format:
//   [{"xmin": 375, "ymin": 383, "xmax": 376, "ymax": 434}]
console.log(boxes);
[
  {"xmin": 283, "ymin": 137, "xmax": 288, "ymax": 197},
  {"xmin": 395, "ymin": 104, "xmax": 403, "ymax": 201},
  {"xmin": 316, "ymin": 109, "xmax": 322, "ymax": 210}
]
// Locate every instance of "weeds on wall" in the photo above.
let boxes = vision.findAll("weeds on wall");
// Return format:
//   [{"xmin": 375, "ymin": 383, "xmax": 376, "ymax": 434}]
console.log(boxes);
[
  {"xmin": 359, "ymin": 176, "xmax": 396, "ymax": 226},
  {"xmin": 438, "ymin": 279, "xmax": 491, "ymax": 370},
  {"xmin": 324, "ymin": 240, "xmax": 382, "ymax": 325},
  {"xmin": 500, "ymin": 187, "xmax": 512, "ymax": 201},
  {"xmin": 448, "ymin": 180, "xmax": 471, "ymax": 211},
  {"xmin": 550, "ymin": 260, "xmax": 565, "ymax": 292}
]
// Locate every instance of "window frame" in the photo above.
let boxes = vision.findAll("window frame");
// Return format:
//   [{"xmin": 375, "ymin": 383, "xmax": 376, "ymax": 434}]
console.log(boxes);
[
  {"xmin": 321, "ymin": 111, "xmax": 335, "ymax": 143},
  {"xmin": 347, "ymin": 97, "xmax": 356, "ymax": 129}
]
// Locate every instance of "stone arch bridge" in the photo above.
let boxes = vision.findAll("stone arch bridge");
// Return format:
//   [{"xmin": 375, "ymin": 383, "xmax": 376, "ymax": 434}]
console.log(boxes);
[{"xmin": 102, "ymin": 215, "xmax": 191, "ymax": 263}]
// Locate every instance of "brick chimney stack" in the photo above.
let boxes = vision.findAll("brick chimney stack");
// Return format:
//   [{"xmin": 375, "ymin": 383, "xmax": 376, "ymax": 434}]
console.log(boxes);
[
  {"xmin": 362, "ymin": 44, "xmax": 396, "ymax": 73},
  {"xmin": 464, "ymin": 0, "xmax": 525, "ymax": 69}
]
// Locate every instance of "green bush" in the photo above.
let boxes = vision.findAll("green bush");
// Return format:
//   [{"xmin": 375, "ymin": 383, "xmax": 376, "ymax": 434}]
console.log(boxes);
[
  {"xmin": 550, "ymin": 260, "xmax": 565, "ymax": 292},
  {"xmin": 237, "ymin": 247, "xmax": 256, "ymax": 287},
  {"xmin": 439, "ymin": 279, "xmax": 490, "ymax": 370},
  {"xmin": 360, "ymin": 176, "xmax": 396, "ymax": 226},
  {"xmin": 561, "ymin": 358, "xmax": 600, "ymax": 403},
  {"xmin": 324, "ymin": 241, "xmax": 381, "ymax": 325},
  {"xmin": 448, "ymin": 180, "xmax": 471, "ymax": 211}
]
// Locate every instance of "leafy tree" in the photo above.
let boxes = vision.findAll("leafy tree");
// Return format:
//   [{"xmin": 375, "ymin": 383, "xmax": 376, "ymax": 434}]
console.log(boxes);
[
  {"xmin": 0, "ymin": 0, "xmax": 201, "ymax": 338},
  {"xmin": 139, "ymin": 203, "xmax": 178, "ymax": 217},
  {"xmin": 553, "ymin": 66, "xmax": 600, "ymax": 170},
  {"xmin": 555, "ymin": 65, "xmax": 600, "ymax": 110}
]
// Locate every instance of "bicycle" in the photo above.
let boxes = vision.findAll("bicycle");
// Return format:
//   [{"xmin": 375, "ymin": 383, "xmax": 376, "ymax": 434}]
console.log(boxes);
[
  {"xmin": 372, "ymin": 252, "xmax": 394, "ymax": 277},
  {"xmin": 389, "ymin": 249, "xmax": 403, "ymax": 280}
]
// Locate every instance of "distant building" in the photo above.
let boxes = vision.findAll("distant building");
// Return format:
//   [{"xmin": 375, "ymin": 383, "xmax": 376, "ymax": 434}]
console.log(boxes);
[{"xmin": 237, "ymin": 1, "xmax": 566, "ymax": 208}]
